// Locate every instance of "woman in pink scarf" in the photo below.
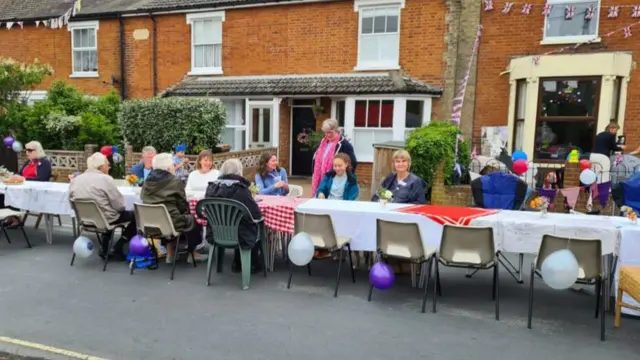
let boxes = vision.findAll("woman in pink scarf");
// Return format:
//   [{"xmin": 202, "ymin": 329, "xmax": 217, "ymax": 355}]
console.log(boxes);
[{"xmin": 311, "ymin": 119, "xmax": 358, "ymax": 196}]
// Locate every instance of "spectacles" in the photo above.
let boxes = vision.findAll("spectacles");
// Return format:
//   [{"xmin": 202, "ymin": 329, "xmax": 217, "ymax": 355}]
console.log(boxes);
[{"xmin": 25, "ymin": 149, "xmax": 34, "ymax": 153}]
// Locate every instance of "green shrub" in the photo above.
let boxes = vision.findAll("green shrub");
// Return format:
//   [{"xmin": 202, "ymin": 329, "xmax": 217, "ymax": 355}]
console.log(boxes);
[
  {"xmin": 405, "ymin": 122, "xmax": 470, "ymax": 186},
  {"xmin": 118, "ymin": 97, "xmax": 226, "ymax": 152}
]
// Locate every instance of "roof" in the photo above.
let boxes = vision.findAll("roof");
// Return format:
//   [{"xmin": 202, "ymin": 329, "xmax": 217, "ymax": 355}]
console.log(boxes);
[
  {"xmin": 140, "ymin": 0, "xmax": 325, "ymax": 11},
  {"xmin": 162, "ymin": 73, "xmax": 443, "ymax": 97},
  {"xmin": 0, "ymin": 0, "xmax": 149, "ymax": 21}
]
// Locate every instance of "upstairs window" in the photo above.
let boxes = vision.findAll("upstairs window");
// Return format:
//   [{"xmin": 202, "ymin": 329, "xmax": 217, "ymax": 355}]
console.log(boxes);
[
  {"xmin": 542, "ymin": 0, "xmax": 600, "ymax": 44},
  {"xmin": 68, "ymin": 21, "xmax": 99, "ymax": 77},
  {"xmin": 187, "ymin": 12, "xmax": 225, "ymax": 75},
  {"xmin": 355, "ymin": 0, "xmax": 404, "ymax": 71}
]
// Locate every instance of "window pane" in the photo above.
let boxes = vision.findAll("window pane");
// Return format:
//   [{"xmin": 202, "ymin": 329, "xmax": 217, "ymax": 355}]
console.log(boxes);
[
  {"xmin": 202, "ymin": 20, "xmax": 216, "ymax": 43},
  {"xmin": 337, "ymin": 100, "xmax": 346, "ymax": 127},
  {"xmin": 194, "ymin": 45, "xmax": 204, "ymax": 67},
  {"xmin": 73, "ymin": 29, "xmax": 82, "ymax": 47},
  {"xmin": 74, "ymin": 50, "xmax": 97, "ymax": 72},
  {"xmin": 354, "ymin": 129, "xmax": 374, "ymax": 159},
  {"xmin": 252, "ymin": 108, "xmax": 260, "ymax": 142},
  {"xmin": 405, "ymin": 100, "xmax": 423, "ymax": 128},
  {"xmin": 534, "ymin": 120, "xmax": 596, "ymax": 160},
  {"xmin": 516, "ymin": 81, "xmax": 527, "ymax": 120},
  {"xmin": 386, "ymin": 15, "xmax": 398, "ymax": 32},
  {"xmin": 359, "ymin": 36, "xmax": 378, "ymax": 63},
  {"xmin": 380, "ymin": 100, "xmax": 393, "ymax": 127},
  {"xmin": 540, "ymin": 79, "xmax": 598, "ymax": 117},
  {"xmin": 222, "ymin": 128, "xmax": 246, "ymax": 151},
  {"xmin": 214, "ymin": 44, "xmax": 222, "ymax": 67},
  {"xmin": 203, "ymin": 45, "xmax": 215, "ymax": 68},
  {"xmin": 293, "ymin": 99, "xmax": 316, "ymax": 106},
  {"xmin": 263, "ymin": 109, "xmax": 271, "ymax": 143},
  {"xmin": 194, "ymin": 21, "xmax": 204, "ymax": 44},
  {"xmin": 361, "ymin": 15, "xmax": 373, "ymax": 34},
  {"xmin": 222, "ymin": 100, "xmax": 244, "ymax": 126},
  {"xmin": 373, "ymin": 16, "xmax": 386, "ymax": 33},
  {"xmin": 611, "ymin": 77, "xmax": 620, "ymax": 120},
  {"xmin": 514, "ymin": 120, "xmax": 524, "ymax": 152},
  {"xmin": 366, "ymin": 100, "xmax": 380, "ymax": 127},
  {"xmin": 545, "ymin": 2, "xmax": 598, "ymax": 37},
  {"xmin": 378, "ymin": 34, "xmax": 399, "ymax": 63},
  {"xmin": 355, "ymin": 100, "xmax": 367, "ymax": 127}
]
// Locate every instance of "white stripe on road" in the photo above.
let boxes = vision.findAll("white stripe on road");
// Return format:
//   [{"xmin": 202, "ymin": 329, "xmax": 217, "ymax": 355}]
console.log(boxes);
[{"xmin": 0, "ymin": 336, "xmax": 108, "ymax": 360}]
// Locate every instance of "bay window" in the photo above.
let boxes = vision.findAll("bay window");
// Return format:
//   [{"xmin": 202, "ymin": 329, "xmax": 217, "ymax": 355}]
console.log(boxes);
[
  {"xmin": 353, "ymin": 100, "xmax": 394, "ymax": 161},
  {"xmin": 512, "ymin": 80, "xmax": 526, "ymax": 152}
]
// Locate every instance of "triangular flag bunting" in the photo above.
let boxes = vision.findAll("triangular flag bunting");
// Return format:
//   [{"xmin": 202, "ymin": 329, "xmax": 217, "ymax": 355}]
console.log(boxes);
[
  {"xmin": 17, "ymin": 22, "xmax": 23, "ymax": 29},
  {"xmin": 597, "ymin": 182, "xmax": 612, "ymax": 208},
  {"xmin": 6, "ymin": 22, "xmax": 14, "ymax": 29},
  {"xmin": 35, "ymin": 20, "xmax": 40, "ymax": 27},
  {"xmin": 560, "ymin": 187, "xmax": 580, "ymax": 209}
]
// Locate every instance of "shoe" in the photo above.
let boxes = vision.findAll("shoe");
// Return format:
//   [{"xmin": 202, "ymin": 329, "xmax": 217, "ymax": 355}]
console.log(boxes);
[
  {"xmin": 187, "ymin": 253, "xmax": 209, "ymax": 264},
  {"xmin": 313, "ymin": 250, "xmax": 332, "ymax": 259},
  {"xmin": 2, "ymin": 217, "xmax": 21, "ymax": 229}
]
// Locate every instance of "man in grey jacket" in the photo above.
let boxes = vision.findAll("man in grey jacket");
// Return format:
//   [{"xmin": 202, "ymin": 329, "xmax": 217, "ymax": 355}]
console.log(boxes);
[{"xmin": 69, "ymin": 152, "xmax": 137, "ymax": 260}]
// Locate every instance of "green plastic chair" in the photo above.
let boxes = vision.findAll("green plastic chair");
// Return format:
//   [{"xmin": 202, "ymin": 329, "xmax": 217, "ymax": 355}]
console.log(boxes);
[{"xmin": 196, "ymin": 198, "xmax": 268, "ymax": 290}]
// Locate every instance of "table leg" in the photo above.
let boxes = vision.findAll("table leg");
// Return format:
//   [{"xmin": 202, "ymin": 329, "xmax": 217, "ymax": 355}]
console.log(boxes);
[
  {"xmin": 72, "ymin": 217, "xmax": 77, "ymax": 238},
  {"xmin": 518, "ymin": 253, "xmax": 524, "ymax": 283},
  {"xmin": 45, "ymin": 214, "xmax": 53, "ymax": 244}
]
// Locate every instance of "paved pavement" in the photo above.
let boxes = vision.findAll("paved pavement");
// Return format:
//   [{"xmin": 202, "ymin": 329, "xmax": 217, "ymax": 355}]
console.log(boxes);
[{"xmin": 0, "ymin": 219, "xmax": 639, "ymax": 360}]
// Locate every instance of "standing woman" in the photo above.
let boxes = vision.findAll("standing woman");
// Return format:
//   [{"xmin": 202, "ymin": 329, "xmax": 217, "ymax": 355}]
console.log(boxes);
[{"xmin": 311, "ymin": 118, "xmax": 357, "ymax": 196}]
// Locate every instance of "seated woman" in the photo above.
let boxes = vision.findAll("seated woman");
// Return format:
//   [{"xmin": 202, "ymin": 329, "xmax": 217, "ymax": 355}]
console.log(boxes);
[
  {"xmin": 140, "ymin": 153, "xmax": 207, "ymax": 264},
  {"xmin": 255, "ymin": 152, "xmax": 288, "ymax": 196},
  {"xmin": 372, "ymin": 150, "xmax": 427, "ymax": 205},
  {"xmin": 206, "ymin": 158, "xmax": 264, "ymax": 274},
  {"xmin": 2, "ymin": 141, "xmax": 52, "ymax": 227},
  {"xmin": 315, "ymin": 153, "xmax": 359, "ymax": 201},
  {"xmin": 185, "ymin": 150, "xmax": 220, "ymax": 192}
]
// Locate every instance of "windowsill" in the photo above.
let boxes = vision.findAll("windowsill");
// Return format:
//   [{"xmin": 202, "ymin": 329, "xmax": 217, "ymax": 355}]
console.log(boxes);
[
  {"xmin": 540, "ymin": 36, "xmax": 601, "ymax": 45},
  {"xmin": 69, "ymin": 72, "xmax": 99, "ymax": 79},
  {"xmin": 356, "ymin": 154, "xmax": 374, "ymax": 163},
  {"xmin": 353, "ymin": 64, "xmax": 401, "ymax": 72},
  {"xmin": 188, "ymin": 68, "xmax": 224, "ymax": 76}
]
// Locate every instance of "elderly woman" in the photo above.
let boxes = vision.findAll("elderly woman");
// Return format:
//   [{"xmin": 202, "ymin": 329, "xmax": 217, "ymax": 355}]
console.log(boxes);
[
  {"xmin": 140, "ymin": 153, "xmax": 206, "ymax": 264},
  {"xmin": 372, "ymin": 150, "xmax": 427, "ymax": 205},
  {"xmin": 206, "ymin": 158, "xmax": 264, "ymax": 274},
  {"xmin": 185, "ymin": 150, "xmax": 220, "ymax": 192},
  {"xmin": 255, "ymin": 152, "xmax": 288, "ymax": 196},
  {"xmin": 130, "ymin": 146, "xmax": 156, "ymax": 181},
  {"xmin": 1, "ymin": 141, "xmax": 52, "ymax": 227},
  {"xmin": 311, "ymin": 118, "xmax": 357, "ymax": 196}
]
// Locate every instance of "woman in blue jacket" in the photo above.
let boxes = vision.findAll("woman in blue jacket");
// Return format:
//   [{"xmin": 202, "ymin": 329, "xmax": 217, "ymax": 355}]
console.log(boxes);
[
  {"xmin": 255, "ymin": 152, "xmax": 289, "ymax": 196},
  {"xmin": 315, "ymin": 153, "xmax": 359, "ymax": 201}
]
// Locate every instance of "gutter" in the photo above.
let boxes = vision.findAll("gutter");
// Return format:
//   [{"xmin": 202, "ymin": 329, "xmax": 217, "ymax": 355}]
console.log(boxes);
[
  {"xmin": 151, "ymin": 14, "xmax": 158, "ymax": 96},
  {"xmin": 118, "ymin": 14, "xmax": 126, "ymax": 99}
]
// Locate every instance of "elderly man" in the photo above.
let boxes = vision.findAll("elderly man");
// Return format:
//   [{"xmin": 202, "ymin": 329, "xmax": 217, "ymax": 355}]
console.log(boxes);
[
  {"xmin": 130, "ymin": 146, "xmax": 156, "ymax": 181},
  {"xmin": 69, "ymin": 152, "xmax": 137, "ymax": 260}
]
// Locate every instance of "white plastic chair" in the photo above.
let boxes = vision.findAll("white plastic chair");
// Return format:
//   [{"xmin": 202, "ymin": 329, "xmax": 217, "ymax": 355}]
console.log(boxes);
[{"xmin": 287, "ymin": 184, "xmax": 304, "ymax": 198}]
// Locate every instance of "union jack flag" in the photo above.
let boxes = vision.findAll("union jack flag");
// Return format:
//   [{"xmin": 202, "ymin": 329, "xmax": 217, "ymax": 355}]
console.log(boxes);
[
  {"xmin": 623, "ymin": 26, "xmax": 632, "ymax": 38},
  {"xmin": 542, "ymin": 3, "xmax": 552, "ymax": 16},
  {"xmin": 632, "ymin": 5, "xmax": 640, "ymax": 18},
  {"xmin": 608, "ymin": 6, "xmax": 620, "ymax": 18},
  {"xmin": 521, "ymin": 3, "xmax": 532, "ymax": 14},
  {"xmin": 584, "ymin": 5, "xmax": 595, "ymax": 19},
  {"xmin": 502, "ymin": 2, "xmax": 514, "ymax": 13},
  {"xmin": 565, "ymin": 5, "xmax": 575, "ymax": 19},
  {"xmin": 533, "ymin": 55, "xmax": 541, "ymax": 65},
  {"xmin": 483, "ymin": 0, "xmax": 494, "ymax": 11}
]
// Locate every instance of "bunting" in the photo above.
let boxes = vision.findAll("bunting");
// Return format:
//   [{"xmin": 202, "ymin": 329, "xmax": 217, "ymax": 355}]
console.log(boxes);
[
  {"xmin": 1, "ymin": 0, "xmax": 82, "ymax": 30},
  {"xmin": 535, "ymin": 181, "xmax": 613, "ymax": 210}
]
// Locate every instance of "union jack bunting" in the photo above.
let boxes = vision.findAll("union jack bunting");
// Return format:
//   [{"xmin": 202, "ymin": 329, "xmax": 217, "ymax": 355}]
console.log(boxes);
[
  {"xmin": 483, "ymin": 0, "xmax": 494, "ymax": 11},
  {"xmin": 632, "ymin": 5, "xmax": 640, "ymax": 18},
  {"xmin": 565, "ymin": 5, "xmax": 575, "ymax": 19},
  {"xmin": 521, "ymin": 3, "xmax": 532, "ymax": 14},
  {"xmin": 585, "ymin": 5, "xmax": 595, "ymax": 19},
  {"xmin": 623, "ymin": 26, "xmax": 632, "ymax": 38},
  {"xmin": 608, "ymin": 6, "xmax": 620, "ymax": 18},
  {"xmin": 502, "ymin": 2, "xmax": 515, "ymax": 13},
  {"xmin": 542, "ymin": 3, "xmax": 552, "ymax": 16}
]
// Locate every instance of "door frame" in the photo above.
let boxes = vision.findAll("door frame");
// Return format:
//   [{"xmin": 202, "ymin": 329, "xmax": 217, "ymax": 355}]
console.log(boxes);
[
  {"xmin": 289, "ymin": 98, "xmax": 320, "ymax": 176},
  {"xmin": 245, "ymin": 99, "xmax": 279, "ymax": 151},
  {"xmin": 247, "ymin": 104, "xmax": 273, "ymax": 149}
]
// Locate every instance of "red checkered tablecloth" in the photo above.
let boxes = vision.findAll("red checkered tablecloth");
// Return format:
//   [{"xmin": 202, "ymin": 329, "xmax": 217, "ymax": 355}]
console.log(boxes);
[{"xmin": 189, "ymin": 195, "xmax": 309, "ymax": 233}]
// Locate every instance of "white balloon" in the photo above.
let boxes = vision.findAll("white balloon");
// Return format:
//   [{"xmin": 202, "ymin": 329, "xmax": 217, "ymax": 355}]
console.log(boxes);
[
  {"xmin": 540, "ymin": 249, "xmax": 579, "ymax": 290},
  {"xmin": 579, "ymin": 169, "xmax": 597, "ymax": 185},
  {"xmin": 73, "ymin": 236, "xmax": 95, "ymax": 258},
  {"xmin": 288, "ymin": 232, "xmax": 314, "ymax": 266},
  {"xmin": 112, "ymin": 152, "xmax": 124, "ymax": 163},
  {"xmin": 11, "ymin": 141, "xmax": 22, "ymax": 153}
]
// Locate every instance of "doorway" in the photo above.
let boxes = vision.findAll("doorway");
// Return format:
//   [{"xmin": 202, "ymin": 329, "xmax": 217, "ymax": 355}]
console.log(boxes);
[{"xmin": 290, "ymin": 106, "xmax": 317, "ymax": 176}]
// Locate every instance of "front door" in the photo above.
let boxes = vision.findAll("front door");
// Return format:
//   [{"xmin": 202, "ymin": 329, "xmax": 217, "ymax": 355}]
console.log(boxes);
[
  {"xmin": 291, "ymin": 107, "xmax": 317, "ymax": 176},
  {"xmin": 249, "ymin": 106, "xmax": 272, "ymax": 149}
]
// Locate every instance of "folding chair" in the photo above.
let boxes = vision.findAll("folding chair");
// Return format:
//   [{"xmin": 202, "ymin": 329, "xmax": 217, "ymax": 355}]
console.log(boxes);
[{"xmin": 0, "ymin": 208, "xmax": 32, "ymax": 250}]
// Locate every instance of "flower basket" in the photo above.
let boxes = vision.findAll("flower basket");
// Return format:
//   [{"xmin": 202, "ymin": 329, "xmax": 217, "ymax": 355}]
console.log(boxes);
[
  {"xmin": 530, "ymin": 196, "xmax": 550, "ymax": 218},
  {"xmin": 377, "ymin": 188, "xmax": 393, "ymax": 208}
]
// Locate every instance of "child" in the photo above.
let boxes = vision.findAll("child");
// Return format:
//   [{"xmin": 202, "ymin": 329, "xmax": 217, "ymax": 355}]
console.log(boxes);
[
  {"xmin": 173, "ymin": 144, "xmax": 189, "ymax": 181},
  {"xmin": 315, "ymin": 153, "xmax": 359, "ymax": 201}
]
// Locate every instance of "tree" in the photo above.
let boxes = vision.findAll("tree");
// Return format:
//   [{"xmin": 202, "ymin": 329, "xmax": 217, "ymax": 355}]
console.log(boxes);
[{"xmin": 0, "ymin": 57, "xmax": 52, "ymax": 111}]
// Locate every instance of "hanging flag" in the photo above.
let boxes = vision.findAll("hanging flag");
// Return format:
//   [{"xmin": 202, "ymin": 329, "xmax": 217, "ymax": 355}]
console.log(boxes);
[
  {"xmin": 6, "ymin": 22, "xmax": 14, "ymax": 29},
  {"xmin": 483, "ymin": 0, "xmax": 494, "ymax": 11},
  {"xmin": 624, "ymin": 26, "xmax": 632, "ymax": 38},
  {"xmin": 542, "ymin": 4, "xmax": 552, "ymax": 16},
  {"xmin": 591, "ymin": 183, "xmax": 599, "ymax": 199},
  {"xmin": 521, "ymin": 4, "xmax": 532, "ymax": 15},
  {"xmin": 632, "ymin": 5, "xmax": 640, "ymax": 18},
  {"xmin": 608, "ymin": 6, "xmax": 620, "ymax": 18},
  {"xmin": 586, "ymin": 193, "xmax": 593, "ymax": 212},
  {"xmin": 560, "ymin": 187, "xmax": 581, "ymax": 209},
  {"xmin": 533, "ymin": 55, "xmax": 540, "ymax": 65},
  {"xmin": 35, "ymin": 20, "xmax": 40, "ymax": 27},
  {"xmin": 17, "ymin": 22, "xmax": 23, "ymax": 29},
  {"xmin": 565, "ymin": 5, "xmax": 575, "ymax": 19},
  {"xmin": 502, "ymin": 2, "xmax": 514, "ymax": 14},
  {"xmin": 471, "ymin": 146, "xmax": 478, "ymax": 160},
  {"xmin": 538, "ymin": 188, "xmax": 558, "ymax": 203},
  {"xmin": 585, "ymin": 6, "xmax": 595, "ymax": 20},
  {"xmin": 597, "ymin": 182, "xmax": 612, "ymax": 208}
]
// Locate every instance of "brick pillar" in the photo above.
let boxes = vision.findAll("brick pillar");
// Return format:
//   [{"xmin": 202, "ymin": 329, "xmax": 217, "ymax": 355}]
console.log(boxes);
[
  {"xmin": 80, "ymin": 144, "xmax": 98, "ymax": 172},
  {"xmin": 431, "ymin": 162, "xmax": 446, "ymax": 205},
  {"xmin": 563, "ymin": 162, "xmax": 581, "ymax": 187},
  {"xmin": 124, "ymin": 145, "xmax": 135, "ymax": 173}
]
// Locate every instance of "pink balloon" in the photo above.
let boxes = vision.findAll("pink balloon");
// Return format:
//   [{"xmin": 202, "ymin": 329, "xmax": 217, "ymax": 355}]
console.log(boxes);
[{"xmin": 513, "ymin": 160, "xmax": 529, "ymax": 175}]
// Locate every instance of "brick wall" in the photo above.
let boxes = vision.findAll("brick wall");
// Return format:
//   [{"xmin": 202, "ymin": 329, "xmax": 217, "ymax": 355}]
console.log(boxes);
[{"xmin": 473, "ymin": 0, "xmax": 640, "ymax": 147}]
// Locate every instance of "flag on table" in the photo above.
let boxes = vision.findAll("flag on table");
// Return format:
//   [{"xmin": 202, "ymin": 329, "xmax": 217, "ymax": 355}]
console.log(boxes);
[{"xmin": 398, "ymin": 205, "xmax": 498, "ymax": 226}]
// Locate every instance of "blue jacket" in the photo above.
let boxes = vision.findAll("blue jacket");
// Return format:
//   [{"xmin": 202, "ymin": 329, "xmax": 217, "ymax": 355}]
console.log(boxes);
[
  {"xmin": 255, "ymin": 168, "xmax": 289, "ymax": 196},
  {"xmin": 372, "ymin": 173, "xmax": 426, "ymax": 204},
  {"xmin": 313, "ymin": 137, "xmax": 358, "ymax": 171},
  {"xmin": 19, "ymin": 158, "xmax": 52, "ymax": 182},
  {"xmin": 130, "ymin": 162, "xmax": 153, "ymax": 181},
  {"xmin": 471, "ymin": 172, "xmax": 528, "ymax": 210},
  {"xmin": 315, "ymin": 171, "xmax": 359, "ymax": 201}
]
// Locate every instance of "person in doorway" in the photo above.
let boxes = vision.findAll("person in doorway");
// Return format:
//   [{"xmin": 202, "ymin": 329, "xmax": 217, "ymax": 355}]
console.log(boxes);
[
  {"xmin": 372, "ymin": 150, "xmax": 427, "ymax": 205},
  {"xmin": 311, "ymin": 118, "xmax": 357, "ymax": 196},
  {"xmin": 255, "ymin": 152, "xmax": 289, "ymax": 196},
  {"xmin": 315, "ymin": 153, "xmax": 359, "ymax": 201},
  {"xmin": 130, "ymin": 146, "xmax": 156, "ymax": 182}
]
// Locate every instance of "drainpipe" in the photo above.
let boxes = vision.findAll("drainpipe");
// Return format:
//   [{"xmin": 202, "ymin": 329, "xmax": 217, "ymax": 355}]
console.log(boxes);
[
  {"xmin": 151, "ymin": 14, "xmax": 158, "ymax": 96},
  {"xmin": 118, "ymin": 15, "xmax": 127, "ymax": 99}
]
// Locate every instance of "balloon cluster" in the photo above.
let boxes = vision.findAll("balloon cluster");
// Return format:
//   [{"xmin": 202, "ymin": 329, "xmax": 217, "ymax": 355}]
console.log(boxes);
[
  {"xmin": 3, "ymin": 136, "xmax": 23, "ymax": 153},
  {"xmin": 100, "ymin": 145, "xmax": 123, "ymax": 163}
]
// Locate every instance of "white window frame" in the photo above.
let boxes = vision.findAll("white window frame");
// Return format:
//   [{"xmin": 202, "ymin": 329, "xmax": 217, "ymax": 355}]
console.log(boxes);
[
  {"xmin": 68, "ymin": 21, "xmax": 99, "ymax": 78},
  {"xmin": 353, "ymin": 0, "xmax": 404, "ymax": 71},
  {"xmin": 186, "ymin": 11, "xmax": 225, "ymax": 76},
  {"xmin": 541, "ymin": 0, "xmax": 601, "ymax": 45},
  {"xmin": 220, "ymin": 99, "xmax": 246, "ymax": 151}
]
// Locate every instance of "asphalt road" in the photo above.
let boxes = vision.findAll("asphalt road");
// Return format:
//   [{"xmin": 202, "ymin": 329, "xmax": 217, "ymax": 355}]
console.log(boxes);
[{"xmin": 0, "ymin": 219, "xmax": 639, "ymax": 360}]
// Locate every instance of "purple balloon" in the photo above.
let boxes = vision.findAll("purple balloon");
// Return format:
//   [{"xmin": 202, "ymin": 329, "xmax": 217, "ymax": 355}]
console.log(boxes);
[
  {"xmin": 369, "ymin": 262, "xmax": 395, "ymax": 290},
  {"xmin": 3, "ymin": 136, "xmax": 14, "ymax": 148},
  {"xmin": 129, "ymin": 235, "xmax": 149, "ymax": 256}
]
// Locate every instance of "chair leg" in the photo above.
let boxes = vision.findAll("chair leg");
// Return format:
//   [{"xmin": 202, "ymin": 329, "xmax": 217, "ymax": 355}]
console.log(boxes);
[
  {"xmin": 527, "ymin": 262, "xmax": 535, "ymax": 329},
  {"xmin": 206, "ymin": 245, "xmax": 215, "ymax": 286},
  {"xmin": 307, "ymin": 263, "xmax": 311, "ymax": 276},
  {"xmin": 333, "ymin": 248, "xmax": 345, "ymax": 298},
  {"xmin": 56, "ymin": 215, "xmax": 62, "ymax": 227},
  {"xmin": 615, "ymin": 286, "xmax": 623, "ymax": 328},
  {"xmin": 239, "ymin": 249, "xmax": 252, "ymax": 290},
  {"xmin": 494, "ymin": 260, "xmax": 500, "ymax": 321},
  {"xmin": 595, "ymin": 278, "xmax": 602, "ymax": 319},
  {"xmin": 432, "ymin": 257, "xmax": 439, "ymax": 313},
  {"xmin": 170, "ymin": 237, "xmax": 180, "ymax": 281},
  {"xmin": 130, "ymin": 257, "xmax": 136, "ymax": 275},
  {"xmin": 216, "ymin": 247, "xmax": 225, "ymax": 273},
  {"xmin": 20, "ymin": 226, "xmax": 32, "ymax": 248},
  {"xmin": 102, "ymin": 234, "xmax": 112, "ymax": 272},
  {"xmin": 261, "ymin": 239, "xmax": 268, "ymax": 278},
  {"xmin": 70, "ymin": 253, "xmax": 76, "ymax": 266},
  {"xmin": 1, "ymin": 227, "xmax": 10, "ymax": 244},
  {"xmin": 346, "ymin": 244, "xmax": 355, "ymax": 283},
  {"xmin": 34, "ymin": 214, "xmax": 43, "ymax": 229},
  {"xmin": 287, "ymin": 260, "xmax": 294, "ymax": 289},
  {"xmin": 600, "ymin": 275, "xmax": 606, "ymax": 341},
  {"xmin": 421, "ymin": 256, "xmax": 434, "ymax": 313},
  {"xmin": 435, "ymin": 260, "xmax": 442, "ymax": 296}
]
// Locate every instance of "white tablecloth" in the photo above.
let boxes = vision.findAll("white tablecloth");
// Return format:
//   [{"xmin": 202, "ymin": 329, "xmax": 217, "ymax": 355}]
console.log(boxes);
[{"xmin": 611, "ymin": 217, "xmax": 640, "ymax": 316}]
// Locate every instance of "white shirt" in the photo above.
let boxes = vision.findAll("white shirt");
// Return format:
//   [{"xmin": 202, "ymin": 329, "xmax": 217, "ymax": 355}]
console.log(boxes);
[{"xmin": 186, "ymin": 169, "xmax": 220, "ymax": 192}]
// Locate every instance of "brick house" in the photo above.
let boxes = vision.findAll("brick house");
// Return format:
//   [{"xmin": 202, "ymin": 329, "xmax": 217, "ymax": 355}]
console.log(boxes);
[
  {"xmin": 473, "ymin": 0, "xmax": 639, "ymax": 162},
  {"xmin": 0, "ymin": 0, "xmax": 482, "ymax": 186}
]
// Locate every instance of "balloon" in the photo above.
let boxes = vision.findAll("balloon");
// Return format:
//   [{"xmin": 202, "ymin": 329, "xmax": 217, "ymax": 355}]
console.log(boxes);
[
  {"xmin": 11, "ymin": 141, "xmax": 22, "ymax": 153},
  {"xmin": 129, "ymin": 235, "xmax": 149, "ymax": 256},
  {"xmin": 513, "ymin": 159, "xmax": 528, "ymax": 175},
  {"xmin": 112, "ymin": 152, "xmax": 124, "ymax": 163},
  {"xmin": 288, "ymin": 232, "xmax": 314, "ymax": 266},
  {"xmin": 100, "ymin": 145, "xmax": 113, "ymax": 157},
  {"xmin": 540, "ymin": 249, "xmax": 579, "ymax": 290},
  {"xmin": 112, "ymin": 145, "xmax": 119, "ymax": 154},
  {"xmin": 512, "ymin": 150, "xmax": 527, "ymax": 162},
  {"xmin": 369, "ymin": 262, "xmax": 395, "ymax": 290},
  {"xmin": 579, "ymin": 169, "xmax": 597, "ymax": 185},
  {"xmin": 73, "ymin": 236, "xmax": 94, "ymax": 258},
  {"xmin": 3, "ymin": 136, "xmax": 14, "ymax": 147},
  {"xmin": 579, "ymin": 159, "xmax": 592, "ymax": 171}
]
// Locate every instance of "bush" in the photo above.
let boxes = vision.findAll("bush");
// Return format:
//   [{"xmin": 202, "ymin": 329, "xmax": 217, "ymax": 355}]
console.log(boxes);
[
  {"xmin": 118, "ymin": 97, "xmax": 226, "ymax": 153},
  {"xmin": 406, "ymin": 122, "xmax": 471, "ymax": 186}
]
